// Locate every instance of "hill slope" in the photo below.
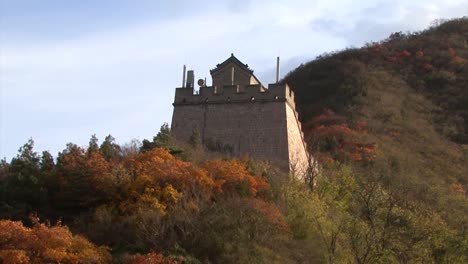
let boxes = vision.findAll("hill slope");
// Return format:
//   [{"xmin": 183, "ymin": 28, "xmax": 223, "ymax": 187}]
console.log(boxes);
[
  {"xmin": 283, "ymin": 17, "xmax": 468, "ymax": 261},
  {"xmin": 285, "ymin": 18, "xmax": 468, "ymax": 144}
]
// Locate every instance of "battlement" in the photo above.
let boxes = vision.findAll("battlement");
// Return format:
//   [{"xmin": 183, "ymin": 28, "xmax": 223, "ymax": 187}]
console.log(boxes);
[{"xmin": 173, "ymin": 83, "xmax": 297, "ymax": 107}]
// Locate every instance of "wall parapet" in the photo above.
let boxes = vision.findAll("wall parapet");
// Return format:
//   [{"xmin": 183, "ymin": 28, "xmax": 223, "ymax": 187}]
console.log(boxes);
[{"xmin": 173, "ymin": 83, "xmax": 297, "ymax": 107}]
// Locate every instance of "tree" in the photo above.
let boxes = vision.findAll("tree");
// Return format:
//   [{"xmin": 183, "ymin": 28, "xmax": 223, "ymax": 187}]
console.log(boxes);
[
  {"xmin": 203, "ymin": 159, "xmax": 269, "ymax": 197},
  {"xmin": 3, "ymin": 139, "xmax": 48, "ymax": 218},
  {"xmin": 40, "ymin": 151, "xmax": 55, "ymax": 172},
  {"xmin": 87, "ymin": 134, "xmax": 99, "ymax": 155},
  {"xmin": 99, "ymin": 134, "xmax": 121, "ymax": 161},
  {"xmin": 141, "ymin": 123, "xmax": 182, "ymax": 155},
  {"xmin": 55, "ymin": 143, "xmax": 96, "ymax": 215},
  {"xmin": 0, "ymin": 219, "xmax": 111, "ymax": 263},
  {"xmin": 154, "ymin": 123, "xmax": 173, "ymax": 147}
]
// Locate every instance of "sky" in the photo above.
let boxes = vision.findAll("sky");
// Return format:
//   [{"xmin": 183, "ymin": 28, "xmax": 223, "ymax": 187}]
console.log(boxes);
[{"xmin": 1, "ymin": 0, "xmax": 467, "ymax": 160}]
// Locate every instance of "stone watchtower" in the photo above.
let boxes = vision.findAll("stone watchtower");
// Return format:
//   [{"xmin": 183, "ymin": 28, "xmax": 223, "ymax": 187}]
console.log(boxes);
[{"xmin": 171, "ymin": 54, "xmax": 309, "ymax": 175}]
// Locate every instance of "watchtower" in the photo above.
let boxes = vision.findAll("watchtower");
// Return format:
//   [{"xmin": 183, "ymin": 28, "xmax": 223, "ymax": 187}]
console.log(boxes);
[{"xmin": 171, "ymin": 54, "xmax": 309, "ymax": 175}]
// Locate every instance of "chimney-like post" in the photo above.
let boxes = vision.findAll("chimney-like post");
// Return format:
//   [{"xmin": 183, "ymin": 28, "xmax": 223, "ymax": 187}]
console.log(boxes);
[
  {"xmin": 182, "ymin": 65, "xmax": 186, "ymax": 88},
  {"xmin": 276, "ymin": 56, "xmax": 280, "ymax": 83},
  {"xmin": 231, "ymin": 66, "xmax": 235, "ymax": 85},
  {"xmin": 186, "ymin": 70, "xmax": 194, "ymax": 88}
]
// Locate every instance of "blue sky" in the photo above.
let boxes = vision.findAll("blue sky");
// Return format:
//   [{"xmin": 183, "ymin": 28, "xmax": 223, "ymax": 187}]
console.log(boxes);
[{"xmin": 1, "ymin": 0, "xmax": 467, "ymax": 160}]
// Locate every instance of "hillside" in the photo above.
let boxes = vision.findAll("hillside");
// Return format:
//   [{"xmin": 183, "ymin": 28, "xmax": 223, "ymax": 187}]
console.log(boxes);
[
  {"xmin": 0, "ymin": 18, "xmax": 467, "ymax": 263},
  {"xmin": 283, "ymin": 17, "xmax": 468, "ymax": 261},
  {"xmin": 284, "ymin": 17, "xmax": 468, "ymax": 205},
  {"xmin": 285, "ymin": 18, "xmax": 468, "ymax": 144}
]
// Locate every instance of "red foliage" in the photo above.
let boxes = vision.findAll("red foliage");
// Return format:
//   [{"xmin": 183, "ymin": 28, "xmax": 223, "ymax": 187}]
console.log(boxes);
[
  {"xmin": 388, "ymin": 50, "xmax": 412, "ymax": 61},
  {"xmin": 401, "ymin": 50, "xmax": 412, "ymax": 57},
  {"xmin": 421, "ymin": 63, "xmax": 434, "ymax": 71},
  {"xmin": 304, "ymin": 110, "xmax": 376, "ymax": 163},
  {"xmin": 123, "ymin": 252, "xmax": 183, "ymax": 264}
]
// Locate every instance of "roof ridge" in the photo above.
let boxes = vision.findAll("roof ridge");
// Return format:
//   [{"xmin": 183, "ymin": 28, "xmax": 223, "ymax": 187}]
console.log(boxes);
[{"xmin": 210, "ymin": 53, "xmax": 254, "ymax": 74}]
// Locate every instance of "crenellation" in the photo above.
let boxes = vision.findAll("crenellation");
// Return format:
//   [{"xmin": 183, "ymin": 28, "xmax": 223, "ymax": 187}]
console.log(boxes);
[
  {"xmin": 199, "ymin": 86, "xmax": 215, "ymax": 96},
  {"xmin": 174, "ymin": 83, "xmax": 295, "ymax": 106}
]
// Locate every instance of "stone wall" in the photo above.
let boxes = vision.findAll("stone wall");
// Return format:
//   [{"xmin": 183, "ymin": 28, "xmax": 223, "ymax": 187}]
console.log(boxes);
[
  {"xmin": 171, "ymin": 83, "xmax": 309, "ymax": 174},
  {"xmin": 286, "ymin": 101, "xmax": 310, "ymax": 176}
]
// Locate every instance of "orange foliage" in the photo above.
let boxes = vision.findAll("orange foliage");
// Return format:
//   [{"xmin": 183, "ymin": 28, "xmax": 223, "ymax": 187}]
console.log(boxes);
[
  {"xmin": 416, "ymin": 50, "xmax": 424, "ymax": 57},
  {"xmin": 0, "ymin": 220, "xmax": 111, "ymax": 263},
  {"xmin": 203, "ymin": 160, "xmax": 269, "ymax": 197},
  {"xmin": 451, "ymin": 182, "xmax": 466, "ymax": 195},
  {"xmin": 133, "ymin": 148, "xmax": 216, "ymax": 197},
  {"xmin": 247, "ymin": 199, "xmax": 289, "ymax": 231},
  {"xmin": 123, "ymin": 252, "xmax": 183, "ymax": 264},
  {"xmin": 0, "ymin": 250, "xmax": 29, "ymax": 264},
  {"xmin": 86, "ymin": 152, "xmax": 113, "ymax": 191}
]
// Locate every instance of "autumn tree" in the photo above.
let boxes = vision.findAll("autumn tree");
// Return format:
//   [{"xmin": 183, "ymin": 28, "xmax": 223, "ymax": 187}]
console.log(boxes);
[
  {"xmin": 0, "ymin": 219, "xmax": 111, "ymax": 263},
  {"xmin": 203, "ymin": 159, "xmax": 269, "ymax": 197}
]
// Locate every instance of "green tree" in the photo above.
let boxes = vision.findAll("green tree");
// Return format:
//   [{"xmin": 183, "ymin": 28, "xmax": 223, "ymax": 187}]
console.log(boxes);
[
  {"xmin": 87, "ymin": 134, "xmax": 99, "ymax": 155},
  {"xmin": 2, "ymin": 139, "xmax": 49, "ymax": 219},
  {"xmin": 99, "ymin": 135, "xmax": 121, "ymax": 161},
  {"xmin": 141, "ymin": 123, "xmax": 181, "ymax": 154}
]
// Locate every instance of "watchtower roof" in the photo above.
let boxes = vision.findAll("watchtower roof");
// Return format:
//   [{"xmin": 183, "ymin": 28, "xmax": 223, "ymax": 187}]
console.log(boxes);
[
  {"xmin": 210, "ymin": 53, "xmax": 254, "ymax": 75},
  {"xmin": 210, "ymin": 53, "xmax": 262, "ymax": 86}
]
